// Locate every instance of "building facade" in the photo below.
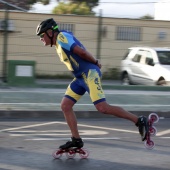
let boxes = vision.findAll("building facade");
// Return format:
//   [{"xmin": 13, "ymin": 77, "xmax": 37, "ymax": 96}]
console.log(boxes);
[{"xmin": 0, "ymin": 11, "xmax": 170, "ymax": 78}]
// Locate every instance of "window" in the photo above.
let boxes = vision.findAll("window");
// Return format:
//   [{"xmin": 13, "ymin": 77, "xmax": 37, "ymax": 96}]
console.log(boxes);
[
  {"xmin": 145, "ymin": 51, "xmax": 154, "ymax": 66},
  {"xmin": 58, "ymin": 23, "xmax": 74, "ymax": 33},
  {"xmin": 116, "ymin": 26, "xmax": 141, "ymax": 41},
  {"xmin": 134, "ymin": 50, "xmax": 154, "ymax": 66},
  {"xmin": 157, "ymin": 51, "xmax": 170, "ymax": 65},
  {"xmin": 122, "ymin": 49, "xmax": 132, "ymax": 60},
  {"xmin": 132, "ymin": 50, "xmax": 144, "ymax": 62},
  {"xmin": 132, "ymin": 54, "xmax": 141, "ymax": 62}
]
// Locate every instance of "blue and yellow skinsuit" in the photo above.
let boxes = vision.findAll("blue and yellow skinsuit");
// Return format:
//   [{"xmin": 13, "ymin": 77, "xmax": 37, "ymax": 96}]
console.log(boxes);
[{"xmin": 56, "ymin": 31, "xmax": 106, "ymax": 105}]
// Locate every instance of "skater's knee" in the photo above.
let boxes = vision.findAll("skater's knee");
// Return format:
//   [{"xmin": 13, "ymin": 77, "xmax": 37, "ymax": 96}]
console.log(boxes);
[
  {"xmin": 61, "ymin": 97, "xmax": 75, "ymax": 112},
  {"xmin": 61, "ymin": 103, "xmax": 71, "ymax": 112},
  {"xmin": 95, "ymin": 103, "xmax": 108, "ymax": 114}
]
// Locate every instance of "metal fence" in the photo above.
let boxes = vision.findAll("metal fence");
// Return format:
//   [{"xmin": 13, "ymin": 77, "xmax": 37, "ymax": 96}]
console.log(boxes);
[{"xmin": 1, "ymin": 10, "xmax": 170, "ymax": 82}]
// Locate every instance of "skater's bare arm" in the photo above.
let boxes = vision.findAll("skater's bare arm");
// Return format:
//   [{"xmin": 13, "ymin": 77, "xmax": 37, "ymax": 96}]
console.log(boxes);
[{"xmin": 73, "ymin": 45, "xmax": 101, "ymax": 68}]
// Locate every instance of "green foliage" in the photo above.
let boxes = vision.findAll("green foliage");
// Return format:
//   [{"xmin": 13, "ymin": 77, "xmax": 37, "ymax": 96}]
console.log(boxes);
[
  {"xmin": 7, "ymin": 0, "xmax": 99, "ymax": 11},
  {"xmin": 41, "ymin": 0, "xmax": 50, "ymax": 5},
  {"xmin": 29, "ymin": 0, "xmax": 49, "ymax": 5},
  {"xmin": 68, "ymin": 0, "xmax": 99, "ymax": 10},
  {"xmin": 52, "ymin": 2, "xmax": 94, "ymax": 15},
  {"xmin": 139, "ymin": 14, "xmax": 154, "ymax": 20},
  {"xmin": 28, "ymin": 0, "xmax": 37, "ymax": 5},
  {"xmin": 102, "ymin": 68, "xmax": 119, "ymax": 80},
  {"xmin": 36, "ymin": 74, "xmax": 73, "ymax": 79},
  {"xmin": 36, "ymin": 68, "xmax": 120, "ymax": 80}
]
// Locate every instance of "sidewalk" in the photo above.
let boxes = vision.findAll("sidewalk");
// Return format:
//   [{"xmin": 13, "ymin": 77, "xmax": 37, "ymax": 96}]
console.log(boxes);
[
  {"xmin": 1, "ymin": 78, "xmax": 170, "ymax": 91},
  {"xmin": 0, "ymin": 79, "xmax": 170, "ymax": 119}
]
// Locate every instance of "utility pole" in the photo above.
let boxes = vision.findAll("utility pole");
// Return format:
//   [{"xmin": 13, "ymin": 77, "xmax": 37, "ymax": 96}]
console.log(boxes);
[
  {"xmin": 0, "ymin": 0, "xmax": 27, "ymax": 82},
  {"xmin": 2, "ymin": 4, "xmax": 9, "ymax": 82},
  {"xmin": 96, "ymin": 9, "xmax": 102, "ymax": 60}
]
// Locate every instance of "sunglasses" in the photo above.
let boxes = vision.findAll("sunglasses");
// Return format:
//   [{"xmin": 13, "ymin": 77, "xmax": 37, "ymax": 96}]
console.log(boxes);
[{"xmin": 40, "ymin": 33, "xmax": 45, "ymax": 38}]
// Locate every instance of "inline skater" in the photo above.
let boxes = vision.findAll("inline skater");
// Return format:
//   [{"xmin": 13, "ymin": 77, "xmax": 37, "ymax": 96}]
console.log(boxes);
[{"xmin": 36, "ymin": 18, "xmax": 148, "ymax": 152}]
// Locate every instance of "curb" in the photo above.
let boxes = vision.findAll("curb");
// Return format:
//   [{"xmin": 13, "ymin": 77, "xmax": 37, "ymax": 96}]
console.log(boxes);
[
  {"xmin": 1, "ymin": 76, "xmax": 170, "ymax": 91},
  {"xmin": 0, "ymin": 110, "xmax": 169, "ymax": 120},
  {"xmin": 1, "ymin": 82, "xmax": 170, "ymax": 91}
]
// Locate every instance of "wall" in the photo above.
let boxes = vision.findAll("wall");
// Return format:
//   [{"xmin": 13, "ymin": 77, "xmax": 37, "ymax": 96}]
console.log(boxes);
[{"xmin": 0, "ymin": 11, "xmax": 170, "ymax": 78}]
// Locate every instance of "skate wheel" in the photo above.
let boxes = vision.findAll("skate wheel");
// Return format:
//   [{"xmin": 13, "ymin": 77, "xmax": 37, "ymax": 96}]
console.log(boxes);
[
  {"xmin": 149, "ymin": 126, "xmax": 157, "ymax": 136},
  {"xmin": 144, "ymin": 140, "xmax": 155, "ymax": 150},
  {"xmin": 65, "ymin": 150, "xmax": 76, "ymax": 159},
  {"xmin": 52, "ymin": 149, "xmax": 63, "ymax": 159},
  {"xmin": 149, "ymin": 113, "xmax": 159, "ymax": 123},
  {"xmin": 79, "ymin": 148, "xmax": 90, "ymax": 159}
]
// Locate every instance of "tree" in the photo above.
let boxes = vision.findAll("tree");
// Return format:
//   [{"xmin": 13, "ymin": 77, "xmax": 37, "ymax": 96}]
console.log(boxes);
[
  {"xmin": 56, "ymin": 0, "xmax": 98, "ymax": 11},
  {"xmin": 0, "ymin": 0, "xmax": 99, "ymax": 13},
  {"xmin": 52, "ymin": 2, "xmax": 94, "ymax": 15},
  {"xmin": 30, "ymin": 0, "xmax": 99, "ymax": 11},
  {"xmin": 139, "ymin": 14, "xmax": 154, "ymax": 20},
  {"xmin": 67, "ymin": 0, "xmax": 98, "ymax": 11},
  {"xmin": 0, "ymin": 0, "xmax": 50, "ymax": 10},
  {"xmin": 28, "ymin": 0, "xmax": 50, "ymax": 5}
]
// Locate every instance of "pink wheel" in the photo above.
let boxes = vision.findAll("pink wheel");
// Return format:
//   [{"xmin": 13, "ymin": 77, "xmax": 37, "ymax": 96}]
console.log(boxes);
[
  {"xmin": 65, "ymin": 150, "xmax": 76, "ymax": 159},
  {"xmin": 149, "ymin": 126, "xmax": 157, "ymax": 136},
  {"xmin": 52, "ymin": 149, "xmax": 63, "ymax": 159},
  {"xmin": 149, "ymin": 113, "xmax": 159, "ymax": 123},
  {"xmin": 79, "ymin": 148, "xmax": 90, "ymax": 159},
  {"xmin": 144, "ymin": 140, "xmax": 155, "ymax": 150}
]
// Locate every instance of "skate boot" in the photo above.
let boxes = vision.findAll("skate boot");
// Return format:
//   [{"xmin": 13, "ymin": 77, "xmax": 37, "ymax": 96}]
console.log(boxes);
[
  {"xmin": 52, "ymin": 137, "xmax": 89, "ymax": 159},
  {"xmin": 59, "ymin": 137, "xmax": 84, "ymax": 149},
  {"xmin": 136, "ymin": 116, "xmax": 148, "ymax": 141}
]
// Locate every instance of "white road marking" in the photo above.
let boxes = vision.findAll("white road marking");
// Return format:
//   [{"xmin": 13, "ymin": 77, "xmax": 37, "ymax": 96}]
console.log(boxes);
[
  {"xmin": 157, "ymin": 129, "xmax": 170, "ymax": 136},
  {"xmin": 0, "ymin": 103, "xmax": 169, "ymax": 107},
  {"xmin": 159, "ymin": 117, "xmax": 165, "ymax": 120},
  {"xmin": 0, "ymin": 163, "xmax": 38, "ymax": 170},
  {"xmin": 1, "ymin": 89, "xmax": 170, "ymax": 95},
  {"xmin": 25, "ymin": 137, "xmax": 121, "ymax": 141},
  {"xmin": 0, "ymin": 121, "xmax": 66, "ymax": 132},
  {"xmin": 24, "ymin": 136, "xmax": 170, "ymax": 141},
  {"xmin": 0, "ymin": 90, "xmax": 65, "ymax": 93},
  {"xmin": 2, "ymin": 121, "xmax": 169, "ymax": 141},
  {"xmin": 10, "ymin": 130, "xmax": 67, "ymax": 133},
  {"xmin": 77, "ymin": 124, "xmax": 138, "ymax": 134},
  {"xmin": 0, "ymin": 121, "xmax": 138, "ymax": 134},
  {"xmin": 9, "ymin": 130, "xmax": 108, "ymax": 136}
]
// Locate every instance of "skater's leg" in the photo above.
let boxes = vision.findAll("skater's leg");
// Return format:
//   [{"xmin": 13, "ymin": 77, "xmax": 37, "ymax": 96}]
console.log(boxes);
[
  {"xmin": 61, "ymin": 97, "xmax": 80, "ymax": 139},
  {"xmin": 85, "ymin": 69, "xmax": 138, "ymax": 124},
  {"xmin": 95, "ymin": 102, "xmax": 148, "ymax": 140},
  {"xmin": 95, "ymin": 101, "xmax": 138, "ymax": 124},
  {"xmin": 84, "ymin": 69, "xmax": 146, "ymax": 140}
]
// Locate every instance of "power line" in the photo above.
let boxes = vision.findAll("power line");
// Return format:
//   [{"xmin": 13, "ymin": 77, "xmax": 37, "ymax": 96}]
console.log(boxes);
[
  {"xmin": 99, "ymin": 1, "xmax": 163, "ymax": 4},
  {"xmin": 0, "ymin": 0, "xmax": 27, "ymax": 11}
]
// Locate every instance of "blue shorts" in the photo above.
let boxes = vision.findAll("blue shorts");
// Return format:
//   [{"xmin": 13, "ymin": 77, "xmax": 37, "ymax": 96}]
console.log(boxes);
[{"xmin": 65, "ymin": 69, "xmax": 106, "ymax": 105}]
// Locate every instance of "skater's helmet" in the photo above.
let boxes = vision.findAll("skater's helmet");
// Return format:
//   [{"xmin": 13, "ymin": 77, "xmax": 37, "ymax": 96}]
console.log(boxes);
[{"xmin": 36, "ymin": 18, "xmax": 59, "ymax": 36}]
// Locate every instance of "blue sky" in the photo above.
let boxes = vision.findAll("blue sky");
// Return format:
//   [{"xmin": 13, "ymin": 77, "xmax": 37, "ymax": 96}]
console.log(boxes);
[{"xmin": 30, "ymin": 0, "xmax": 160, "ymax": 18}]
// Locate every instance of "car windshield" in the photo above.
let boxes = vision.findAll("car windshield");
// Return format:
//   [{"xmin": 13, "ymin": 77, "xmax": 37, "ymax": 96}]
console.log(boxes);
[
  {"xmin": 122, "ymin": 49, "xmax": 132, "ymax": 60},
  {"xmin": 156, "ymin": 51, "xmax": 170, "ymax": 65}
]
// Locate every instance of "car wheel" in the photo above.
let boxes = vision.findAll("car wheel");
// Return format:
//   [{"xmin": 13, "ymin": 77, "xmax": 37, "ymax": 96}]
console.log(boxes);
[
  {"xmin": 122, "ymin": 73, "xmax": 131, "ymax": 85},
  {"xmin": 157, "ymin": 79, "xmax": 166, "ymax": 86}
]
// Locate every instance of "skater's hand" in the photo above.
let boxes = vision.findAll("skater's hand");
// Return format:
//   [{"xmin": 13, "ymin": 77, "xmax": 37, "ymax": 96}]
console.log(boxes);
[{"xmin": 96, "ymin": 60, "xmax": 102, "ymax": 69}]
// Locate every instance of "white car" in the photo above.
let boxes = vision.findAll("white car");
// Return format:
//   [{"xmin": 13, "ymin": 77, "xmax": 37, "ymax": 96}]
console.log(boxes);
[{"xmin": 120, "ymin": 47, "xmax": 170, "ymax": 86}]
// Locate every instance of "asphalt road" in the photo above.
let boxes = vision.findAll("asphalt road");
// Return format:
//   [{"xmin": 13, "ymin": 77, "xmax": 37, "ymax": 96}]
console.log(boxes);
[
  {"xmin": 0, "ymin": 81, "xmax": 170, "ymax": 169},
  {"xmin": 0, "ymin": 118, "xmax": 169, "ymax": 170}
]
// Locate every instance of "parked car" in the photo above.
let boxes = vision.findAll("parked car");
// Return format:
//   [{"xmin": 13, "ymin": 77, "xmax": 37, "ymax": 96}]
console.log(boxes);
[{"xmin": 120, "ymin": 47, "xmax": 170, "ymax": 86}]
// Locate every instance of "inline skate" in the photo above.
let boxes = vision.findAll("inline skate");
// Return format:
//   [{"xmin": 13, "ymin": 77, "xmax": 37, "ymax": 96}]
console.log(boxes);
[{"xmin": 52, "ymin": 137, "xmax": 89, "ymax": 159}]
